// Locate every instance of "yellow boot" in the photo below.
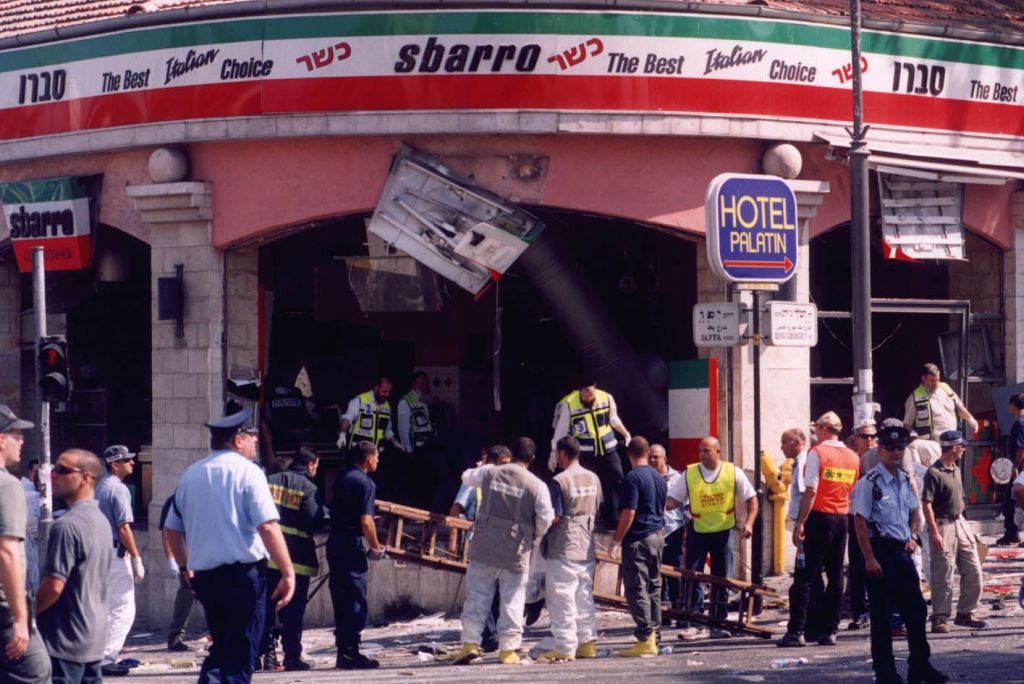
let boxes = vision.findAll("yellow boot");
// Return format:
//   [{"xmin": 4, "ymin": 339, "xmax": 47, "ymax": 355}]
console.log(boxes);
[
  {"xmin": 575, "ymin": 640, "xmax": 598, "ymax": 659},
  {"xmin": 616, "ymin": 632, "xmax": 658, "ymax": 657},
  {"xmin": 498, "ymin": 649, "xmax": 521, "ymax": 665},
  {"xmin": 537, "ymin": 650, "xmax": 575, "ymax": 663},
  {"xmin": 452, "ymin": 643, "xmax": 480, "ymax": 665}
]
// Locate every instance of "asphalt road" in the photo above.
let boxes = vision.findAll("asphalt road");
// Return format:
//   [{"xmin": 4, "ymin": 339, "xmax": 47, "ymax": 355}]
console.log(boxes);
[{"xmin": 121, "ymin": 534, "xmax": 1024, "ymax": 682}]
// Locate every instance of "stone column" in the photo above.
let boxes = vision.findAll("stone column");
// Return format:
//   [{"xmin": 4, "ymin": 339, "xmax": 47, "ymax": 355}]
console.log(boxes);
[
  {"xmin": 126, "ymin": 181, "xmax": 222, "ymax": 630},
  {"xmin": 1005, "ymin": 191, "xmax": 1024, "ymax": 384},
  {"xmin": 696, "ymin": 179, "xmax": 830, "ymax": 578}
]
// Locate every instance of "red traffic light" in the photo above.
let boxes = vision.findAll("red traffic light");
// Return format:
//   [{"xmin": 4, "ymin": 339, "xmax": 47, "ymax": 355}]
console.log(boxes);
[{"xmin": 38, "ymin": 335, "xmax": 71, "ymax": 403}]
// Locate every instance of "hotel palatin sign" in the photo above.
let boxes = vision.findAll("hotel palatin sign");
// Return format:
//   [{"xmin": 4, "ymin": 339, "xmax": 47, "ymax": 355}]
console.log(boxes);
[
  {"xmin": 0, "ymin": 176, "xmax": 99, "ymax": 272},
  {"xmin": 0, "ymin": 11, "xmax": 1023, "ymax": 140}
]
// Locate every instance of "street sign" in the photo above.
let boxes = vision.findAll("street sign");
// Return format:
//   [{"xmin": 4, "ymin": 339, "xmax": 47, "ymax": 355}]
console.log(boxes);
[
  {"xmin": 705, "ymin": 173, "xmax": 798, "ymax": 284},
  {"xmin": 764, "ymin": 301, "xmax": 817, "ymax": 347},
  {"xmin": 692, "ymin": 302, "xmax": 743, "ymax": 348}
]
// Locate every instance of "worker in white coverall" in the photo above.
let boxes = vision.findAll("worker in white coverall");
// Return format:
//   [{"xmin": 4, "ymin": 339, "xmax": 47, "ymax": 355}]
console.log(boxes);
[
  {"xmin": 454, "ymin": 437, "xmax": 554, "ymax": 666},
  {"xmin": 539, "ymin": 436, "xmax": 603, "ymax": 662},
  {"xmin": 95, "ymin": 445, "xmax": 145, "ymax": 677}
]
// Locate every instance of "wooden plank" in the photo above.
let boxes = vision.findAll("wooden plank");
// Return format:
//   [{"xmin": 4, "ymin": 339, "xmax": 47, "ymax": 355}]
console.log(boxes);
[
  {"xmin": 592, "ymin": 592, "xmax": 774, "ymax": 639},
  {"xmin": 881, "ymin": 197, "xmax": 958, "ymax": 209}
]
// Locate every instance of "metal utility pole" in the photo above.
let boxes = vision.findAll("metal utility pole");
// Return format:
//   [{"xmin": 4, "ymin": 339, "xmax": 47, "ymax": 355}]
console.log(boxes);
[
  {"xmin": 849, "ymin": 0, "xmax": 873, "ymax": 419},
  {"xmin": 32, "ymin": 246, "xmax": 53, "ymax": 557}
]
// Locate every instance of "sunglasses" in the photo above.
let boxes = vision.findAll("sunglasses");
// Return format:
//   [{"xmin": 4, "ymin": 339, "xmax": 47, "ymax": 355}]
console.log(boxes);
[
  {"xmin": 857, "ymin": 434, "xmax": 878, "ymax": 439},
  {"xmin": 53, "ymin": 464, "xmax": 87, "ymax": 476}
]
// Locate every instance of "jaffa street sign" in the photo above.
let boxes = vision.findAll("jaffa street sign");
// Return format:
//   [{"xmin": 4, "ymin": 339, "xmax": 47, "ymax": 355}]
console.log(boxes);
[{"xmin": 705, "ymin": 173, "xmax": 798, "ymax": 284}]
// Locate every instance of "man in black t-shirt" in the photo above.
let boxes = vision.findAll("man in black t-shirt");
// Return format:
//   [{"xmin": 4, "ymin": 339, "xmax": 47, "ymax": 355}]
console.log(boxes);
[
  {"xmin": 610, "ymin": 437, "xmax": 666, "ymax": 657},
  {"xmin": 327, "ymin": 442, "xmax": 387, "ymax": 670}
]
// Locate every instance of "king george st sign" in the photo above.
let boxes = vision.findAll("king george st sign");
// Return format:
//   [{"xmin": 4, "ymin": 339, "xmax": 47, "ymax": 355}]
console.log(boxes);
[{"xmin": 705, "ymin": 173, "xmax": 798, "ymax": 284}]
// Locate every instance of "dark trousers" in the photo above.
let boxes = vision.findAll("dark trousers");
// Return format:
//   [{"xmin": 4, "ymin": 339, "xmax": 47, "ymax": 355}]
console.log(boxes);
[
  {"xmin": 866, "ymin": 538, "xmax": 931, "ymax": 679},
  {"xmin": 804, "ymin": 571, "xmax": 828, "ymax": 639},
  {"xmin": 622, "ymin": 531, "xmax": 664, "ymax": 639},
  {"xmin": 683, "ymin": 526, "xmax": 733, "ymax": 621},
  {"xmin": 847, "ymin": 513, "xmax": 870, "ymax": 619},
  {"xmin": 263, "ymin": 571, "xmax": 311, "ymax": 658},
  {"xmin": 168, "ymin": 574, "xmax": 196, "ymax": 644},
  {"xmin": 788, "ymin": 511, "xmax": 847, "ymax": 635},
  {"xmin": 192, "ymin": 561, "xmax": 267, "ymax": 684},
  {"xmin": 580, "ymin": 451, "xmax": 624, "ymax": 527},
  {"xmin": 1001, "ymin": 481, "xmax": 1019, "ymax": 536},
  {"xmin": 0, "ymin": 624, "xmax": 50, "ymax": 683},
  {"xmin": 327, "ymin": 533, "xmax": 369, "ymax": 649},
  {"xmin": 662, "ymin": 526, "xmax": 685, "ymax": 607},
  {"xmin": 49, "ymin": 658, "xmax": 100, "ymax": 684}
]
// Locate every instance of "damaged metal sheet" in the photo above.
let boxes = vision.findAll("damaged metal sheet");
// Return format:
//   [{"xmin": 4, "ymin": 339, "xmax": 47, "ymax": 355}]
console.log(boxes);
[{"xmin": 367, "ymin": 145, "xmax": 544, "ymax": 295}]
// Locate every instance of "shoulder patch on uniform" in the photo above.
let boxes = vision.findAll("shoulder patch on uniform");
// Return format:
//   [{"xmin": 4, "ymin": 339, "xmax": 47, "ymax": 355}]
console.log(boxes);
[{"xmin": 865, "ymin": 470, "xmax": 880, "ymax": 482}]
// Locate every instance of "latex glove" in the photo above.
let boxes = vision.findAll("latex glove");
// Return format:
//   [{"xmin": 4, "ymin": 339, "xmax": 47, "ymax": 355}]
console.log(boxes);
[
  {"xmin": 336, "ymin": 432, "xmax": 347, "ymax": 450},
  {"xmin": 547, "ymin": 451, "xmax": 558, "ymax": 473},
  {"xmin": 166, "ymin": 557, "xmax": 180, "ymax": 579},
  {"xmin": 367, "ymin": 546, "xmax": 388, "ymax": 561},
  {"xmin": 967, "ymin": 417, "xmax": 979, "ymax": 436},
  {"xmin": 131, "ymin": 556, "xmax": 146, "ymax": 584},
  {"xmin": 622, "ymin": 432, "xmax": 632, "ymax": 446}
]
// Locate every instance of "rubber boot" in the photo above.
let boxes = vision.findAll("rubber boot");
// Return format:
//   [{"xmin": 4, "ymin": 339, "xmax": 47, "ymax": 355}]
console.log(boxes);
[
  {"xmin": 498, "ymin": 649, "xmax": 521, "ymax": 664},
  {"xmin": 575, "ymin": 640, "xmax": 598, "ymax": 659},
  {"xmin": 336, "ymin": 637, "xmax": 379, "ymax": 670},
  {"xmin": 538, "ymin": 650, "xmax": 575, "ymax": 663},
  {"xmin": 617, "ymin": 632, "xmax": 658, "ymax": 657},
  {"xmin": 452, "ymin": 643, "xmax": 481, "ymax": 665}
]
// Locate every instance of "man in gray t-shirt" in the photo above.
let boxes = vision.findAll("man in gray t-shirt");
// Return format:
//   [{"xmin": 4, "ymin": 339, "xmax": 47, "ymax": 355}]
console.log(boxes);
[
  {"xmin": 0, "ymin": 404, "xmax": 49, "ymax": 684},
  {"xmin": 36, "ymin": 449, "xmax": 112, "ymax": 684}
]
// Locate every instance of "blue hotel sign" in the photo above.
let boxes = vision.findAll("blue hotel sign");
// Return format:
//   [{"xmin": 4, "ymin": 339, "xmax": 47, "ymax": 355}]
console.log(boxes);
[{"xmin": 705, "ymin": 174, "xmax": 798, "ymax": 284}]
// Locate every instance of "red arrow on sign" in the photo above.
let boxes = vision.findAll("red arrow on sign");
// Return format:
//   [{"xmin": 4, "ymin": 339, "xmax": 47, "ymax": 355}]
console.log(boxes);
[{"xmin": 722, "ymin": 256, "xmax": 794, "ymax": 272}]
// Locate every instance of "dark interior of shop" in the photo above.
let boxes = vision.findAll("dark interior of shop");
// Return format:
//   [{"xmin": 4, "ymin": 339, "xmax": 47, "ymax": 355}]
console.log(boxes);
[
  {"xmin": 810, "ymin": 221, "xmax": 1002, "ymax": 428},
  {"xmin": 259, "ymin": 208, "xmax": 697, "ymax": 509},
  {"xmin": 20, "ymin": 224, "xmax": 152, "ymax": 513}
]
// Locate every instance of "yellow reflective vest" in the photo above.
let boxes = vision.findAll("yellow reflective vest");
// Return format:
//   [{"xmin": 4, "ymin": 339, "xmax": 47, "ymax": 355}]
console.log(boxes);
[
  {"xmin": 561, "ymin": 389, "xmax": 617, "ymax": 457},
  {"xmin": 686, "ymin": 461, "xmax": 736, "ymax": 534},
  {"xmin": 352, "ymin": 390, "xmax": 391, "ymax": 446},
  {"xmin": 912, "ymin": 382, "xmax": 956, "ymax": 437}
]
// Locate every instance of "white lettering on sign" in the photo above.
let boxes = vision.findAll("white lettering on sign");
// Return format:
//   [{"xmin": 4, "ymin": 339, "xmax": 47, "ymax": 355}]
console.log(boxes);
[
  {"xmin": 693, "ymin": 303, "xmax": 744, "ymax": 348},
  {"xmin": 765, "ymin": 301, "xmax": 817, "ymax": 347}
]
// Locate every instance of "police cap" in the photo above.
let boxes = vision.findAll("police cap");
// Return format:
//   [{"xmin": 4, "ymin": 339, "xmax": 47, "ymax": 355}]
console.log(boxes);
[
  {"xmin": 205, "ymin": 406, "xmax": 258, "ymax": 434},
  {"xmin": 878, "ymin": 422, "xmax": 912, "ymax": 449}
]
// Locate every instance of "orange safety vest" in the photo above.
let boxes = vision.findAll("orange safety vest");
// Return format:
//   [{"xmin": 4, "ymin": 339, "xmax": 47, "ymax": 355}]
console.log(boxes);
[{"xmin": 810, "ymin": 443, "xmax": 859, "ymax": 515}]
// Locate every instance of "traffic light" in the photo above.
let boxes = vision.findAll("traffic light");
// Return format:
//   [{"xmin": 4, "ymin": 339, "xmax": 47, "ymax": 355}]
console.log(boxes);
[{"xmin": 39, "ymin": 336, "xmax": 71, "ymax": 403}]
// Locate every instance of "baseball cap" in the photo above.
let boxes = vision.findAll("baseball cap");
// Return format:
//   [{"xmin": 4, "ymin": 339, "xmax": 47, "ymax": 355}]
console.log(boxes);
[
  {"xmin": 103, "ymin": 445, "xmax": 136, "ymax": 463},
  {"xmin": 205, "ymin": 406, "xmax": 258, "ymax": 434},
  {"xmin": 815, "ymin": 411, "xmax": 842, "ymax": 432},
  {"xmin": 878, "ymin": 421, "xmax": 912, "ymax": 449},
  {"xmin": 0, "ymin": 405, "xmax": 33, "ymax": 433},
  {"xmin": 939, "ymin": 430, "xmax": 965, "ymax": 448}
]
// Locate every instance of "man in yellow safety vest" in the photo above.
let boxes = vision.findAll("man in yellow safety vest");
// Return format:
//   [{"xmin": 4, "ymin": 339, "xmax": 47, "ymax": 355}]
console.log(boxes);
[
  {"xmin": 550, "ymin": 383, "xmax": 631, "ymax": 528},
  {"xmin": 666, "ymin": 436, "xmax": 757, "ymax": 639},
  {"xmin": 902, "ymin": 363, "xmax": 978, "ymax": 441}
]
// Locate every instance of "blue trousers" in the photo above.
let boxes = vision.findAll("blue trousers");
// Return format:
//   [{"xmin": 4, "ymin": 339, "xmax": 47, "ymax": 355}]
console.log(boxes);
[
  {"xmin": 866, "ymin": 538, "xmax": 931, "ymax": 679},
  {"xmin": 327, "ymin": 533, "xmax": 369, "ymax": 649},
  {"xmin": 0, "ymin": 624, "xmax": 51, "ymax": 683},
  {"xmin": 684, "ymin": 526, "xmax": 733, "ymax": 621},
  {"xmin": 49, "ymin": 657, "xmax": 100, "ymax": 684},
  {"xmin": 192, "ymin": 561, "xmax": 267, "ymax": 684},
  {"xmin": 262, "ymin": 571, "xmax": 311, "ymax": 658}
]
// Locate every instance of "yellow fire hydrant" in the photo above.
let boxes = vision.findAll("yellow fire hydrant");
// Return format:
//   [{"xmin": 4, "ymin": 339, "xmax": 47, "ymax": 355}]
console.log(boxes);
[{"xmin": 760, "ymin": 450, "xmax": 793, "ymax": 576}]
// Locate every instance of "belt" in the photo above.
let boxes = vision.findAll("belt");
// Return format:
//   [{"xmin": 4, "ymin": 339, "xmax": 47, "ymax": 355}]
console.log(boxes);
[
  {"xmin": 193, "ymin": 558, "xmax": 267, "ymax": 577},
  {"xmin": 936, "ymin": 516, "xmax": 959, "ymax": 523},
  {"xmin": 870, "ymin": 536, "xmax": 911, "ymax": 548}
]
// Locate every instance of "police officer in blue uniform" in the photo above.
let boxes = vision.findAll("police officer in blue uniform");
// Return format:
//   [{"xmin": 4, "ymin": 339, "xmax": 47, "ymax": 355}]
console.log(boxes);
[
  {"xmin": 164, "ymin": 407, "xmax": 296, "ymax": 684},
  {"xmin": 327, "ymin": 441, "xmax": 387, "ymax": 670},
  {"xmin": 851, "ymin": 421, "xmax": 949, "ymax": 684}
]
